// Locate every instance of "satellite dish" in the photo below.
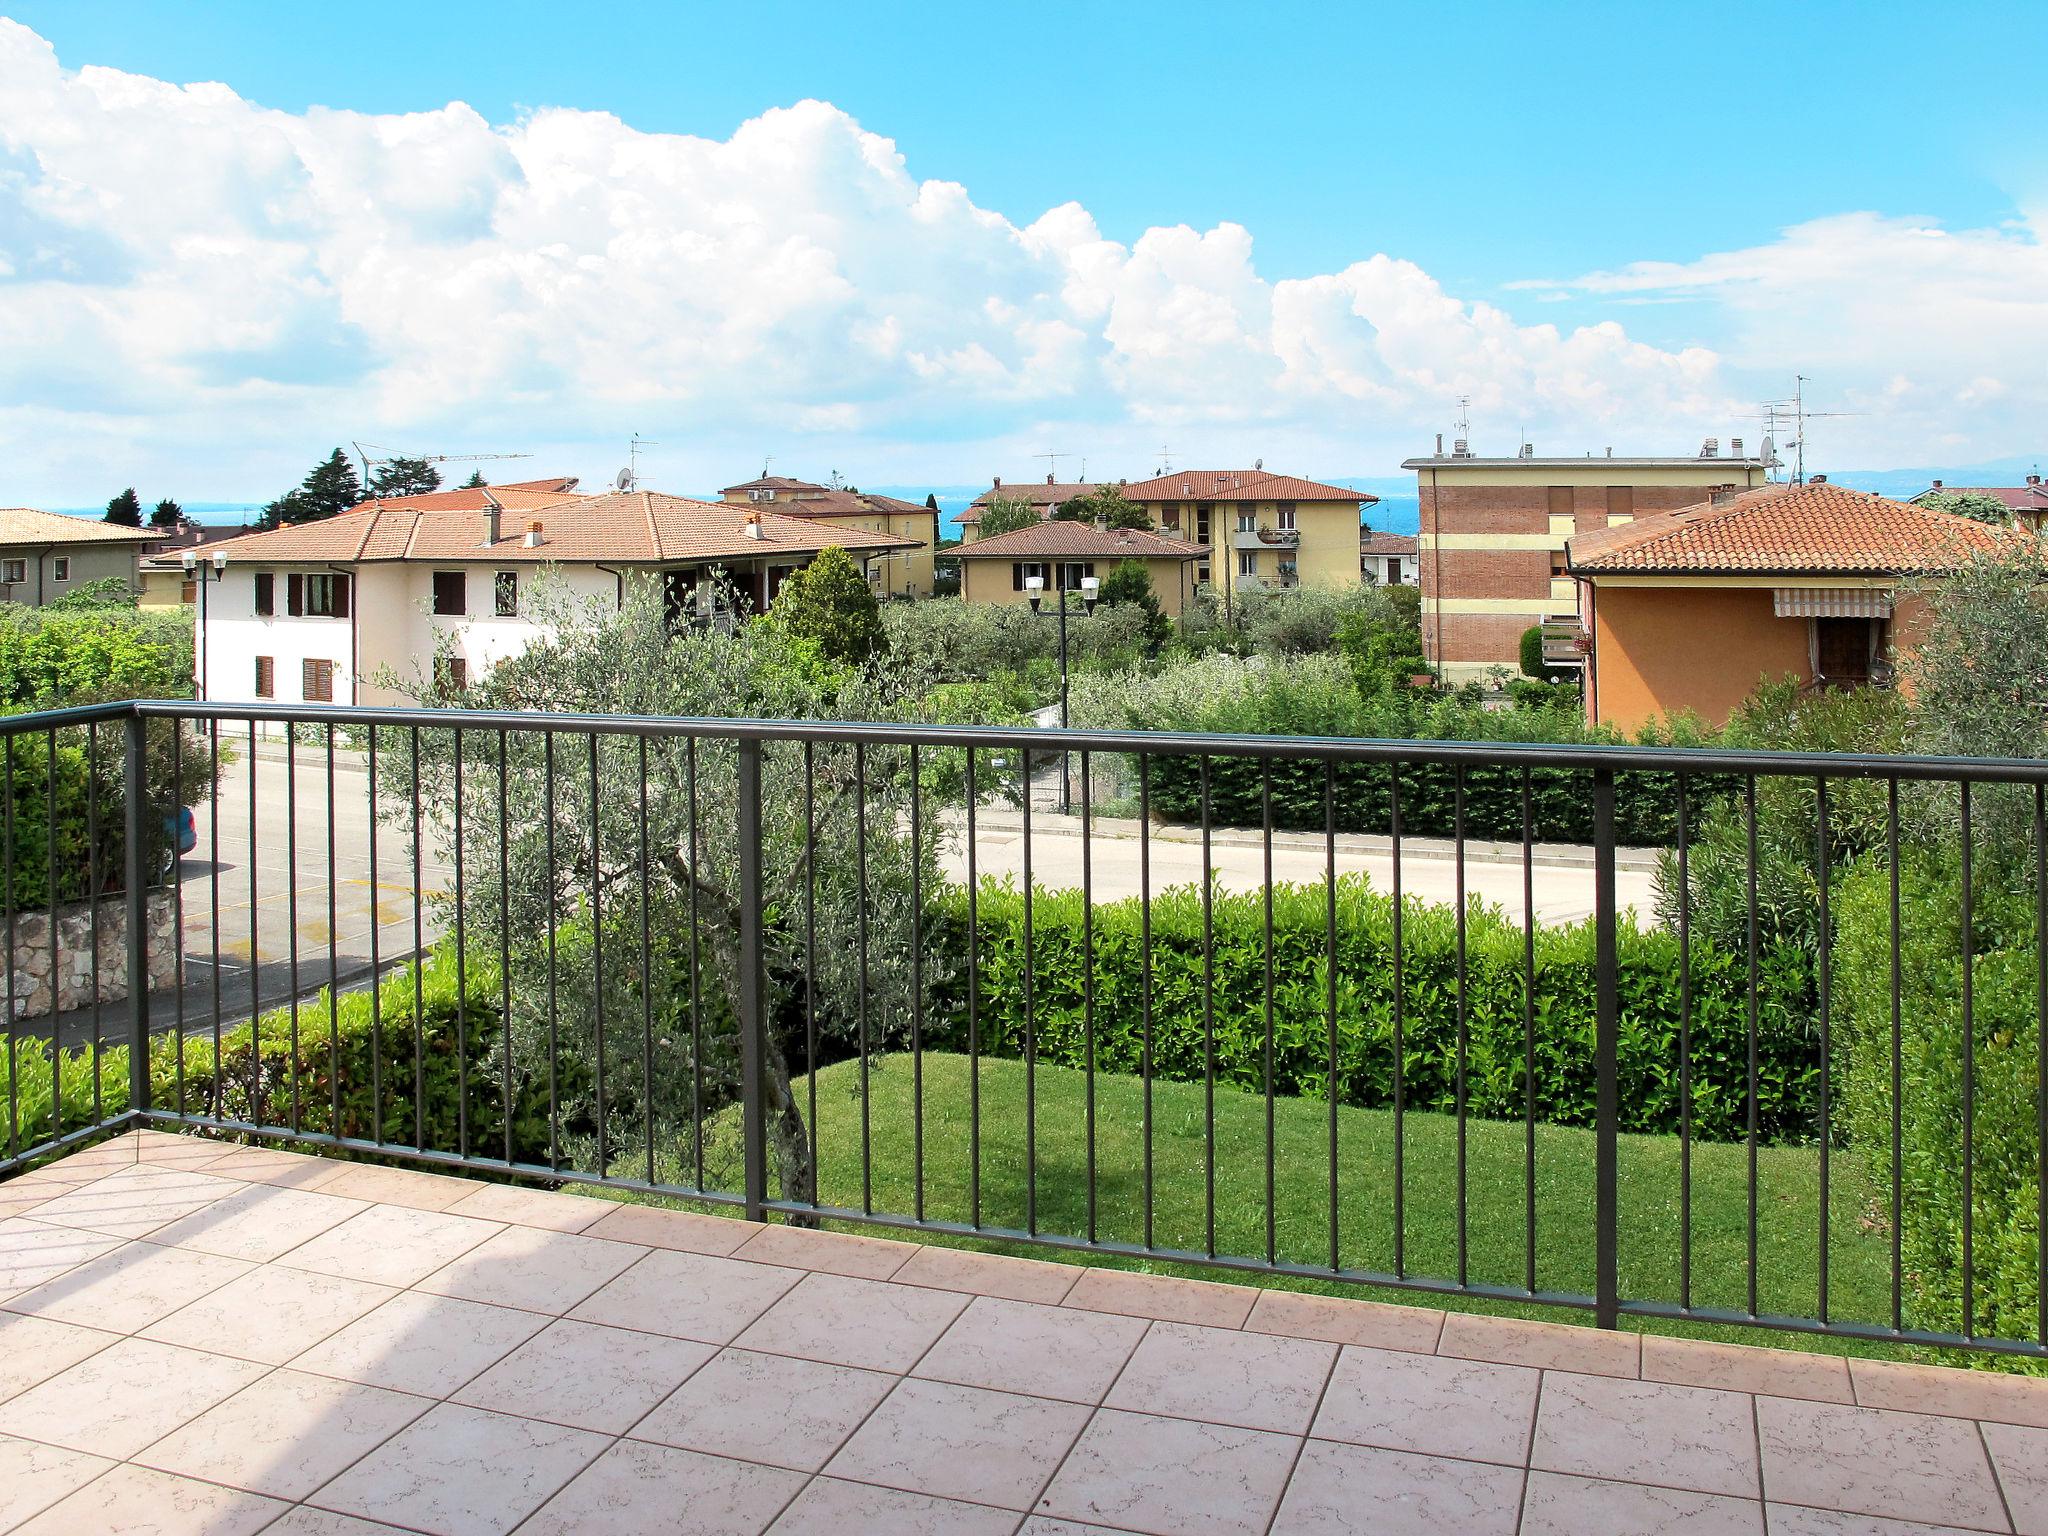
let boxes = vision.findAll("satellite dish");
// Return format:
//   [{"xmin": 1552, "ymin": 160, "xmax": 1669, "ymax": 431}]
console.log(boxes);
[{"xmin": 614, "ymin": 467, "xmax": 636, "ymax": 492}]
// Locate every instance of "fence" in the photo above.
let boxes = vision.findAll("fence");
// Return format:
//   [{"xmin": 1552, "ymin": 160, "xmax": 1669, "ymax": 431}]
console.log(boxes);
[{"xmin": 3, "ymin": 697, "xmax": 2046, "ymax": 1360}]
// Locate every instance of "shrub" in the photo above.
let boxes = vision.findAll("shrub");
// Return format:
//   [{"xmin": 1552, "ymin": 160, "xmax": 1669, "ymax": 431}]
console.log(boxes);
[
  {"xmin": 879, "ymin": 598, "xmax": 1150, "ymax": 685},
  {"xmin": 1519, "ymin": 626, "xmax": 1546, "ymax": 679},
  {"xmin": 934, "ymin": 876, "xmax": 1817, "ymax": 1142}
]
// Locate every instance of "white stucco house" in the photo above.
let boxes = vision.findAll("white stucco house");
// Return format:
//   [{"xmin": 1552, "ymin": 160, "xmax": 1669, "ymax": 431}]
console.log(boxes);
[
  {"xmin": 1361, "ymin": 531, "xmax": 1420, "ymax": 587},
  {"xmin": 190, "ymin": 488, "xmax": 922, "ymax": 707}
]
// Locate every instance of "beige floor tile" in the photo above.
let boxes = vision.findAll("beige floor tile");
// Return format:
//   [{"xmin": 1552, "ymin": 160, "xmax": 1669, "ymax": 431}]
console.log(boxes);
[
  {"xmin": 890, "ymin": 1245, "xmax": 1083, "ymax": 1305},
  {"xmin": 830, "ymin": 1377, "xmax": 1089, "ymax": 1510},
  {"xmin": 142, "ymin": 1263, "xmax": 397, "ymax": 1365},
  {"xmin": 198, "ymin": 1148, "xmax": 353, "ymax": 1190},
  {"xmin": 914, "ymin": 1295, "xmax": 1149, "ymax": 1404},
  {"xmin": 1311, "ymin": 1346, "xmax": 1539, "ymax": 1466},
  {"xmin": 735, "ymin": 1270, "xmax": 968, "ymax": 1373},
  {"xmin": 1106, "ymin": 1320, "xmax": 1336, "ymax": 1434},
  {"xmin": 1642, "ymin": 1336, "xmax": 1853, "ymax": 1404},
  {"xmin": 733, "ymin": 1223, "xmax": 920, "ymax": 1280},
  {"xmin": 523, "ymin": 1438, "xmax": 806, "ymax": 1535},
  {"xmin": 312, "ymin": 1401, "xmax": 608, "ymax": 1536},
  {"xmin": 441, "ymin": 1180, "xmax": 612, "ymax": 1232},
  {"xmin": 1534, "ymin": 1372, "xmax": 1759, "ymax": 1499},
  {"xmin": 137, "ymin": 1368, "xmax": 430, "ymax": 1499},
  {"xmin": 0, "ymin": 1216, "xmax": 122, "ymax": 1292},
  {"xmin": 571, "ymin": 1248, "xmax": 804, "ymax": 1344},
  {"xmin": 3, "ymin": 1235, "xmax": 251, "ymax": 1332},
  {"xmin": 1036, "ymin": 1408, "xmax": 1300, "ymax": 1536},
  {"xmin": 263, "ymin": 1510, "xmax": 422, "ymax": 1536},
  {"xmin": 1757, "ymin": 1394, "xmax": 2008, "ymax": 1531},
  {"xmin": 1979, "ymin": 1420, "xmax": 2048, "ymax": 1536},
  {"xmin": 0, "ymin": 1178, "xmax": 79, "ymax": 1219},
  {"xmin": 0, "ymin": 1311, "xmax": 121, "ymax": 1399},
  {"xmin": 1062, "ymin": 1267, "xmax": 1257, "ymax": 1329},
  {"xmin": 1270, "ymin": 1440, "xmax": 1523, "ymax": 1536},
  {"xmin": 290, "ymin": 1290, "xmax": 546, "ymax": 1397},
  {"xmin": 631, "ymin": 1346, "xmax": 896, "ymax": 1472},
  {"xmin": 1244, "ymin": 1289, "xmax": 1444, "ymax": 1353},
  {"xmin": 130, "ymin": 1134, "xmax": 238, "ymax": 1169},
  {"xmin": 314, "ymin": 1162, "xmax": 482, "ymax": 1210},
  {"xmin": 1520, "ymin": 1469, "xmax": 1763, "ymax": 1535},
  {"xmin": 20, "ymin": 1165, "xmax": 243, "ymax": 1240},
  {"xmin": 1853, "ymin": 1356, "xmax": 2048, "ymax": 1429},
  {"xmin": 0, "ymin": 1336, "xmax": 266, "ymax": 1458},
  {"xmin": 274, "ymin": 1201, "xmax": 503, "ymax": 1287},
  {"xmin": 1437, "ymin": 1311, "xmax": 1642, "ymax": 1377},
  {"xmin": 769, "ymin": 1477, "xmax": 1022, "ymax": 1535},
  {"xmin": 580, "ymin": 1202, "xmax": 763, "ymax": 1256},
  {"xmin": 453, "ymin": 1318, "xmax": 714, "ymax": 1433},
  {"xmin": 10, "ymin": 1462, "xmax": 286, "ymax": 1536},
  {"xmin": 1017, "ymin": 1521, "xmax": 1131, "ymax": 1535},
  {"xmin": 415, "ymin": 1224, "xmax": 646, "ymax": 1314},
  {"xmin": 1764, "ymin": 1503, "xmax": 1999, "ymax": 1534},
  {"xmin": 0, "ymin": 1432, "xmax": 116, "ymax": 1530},
  {"xmin": 143, "ymin": 1182, "xmax": 369, "ymax": 1262}
]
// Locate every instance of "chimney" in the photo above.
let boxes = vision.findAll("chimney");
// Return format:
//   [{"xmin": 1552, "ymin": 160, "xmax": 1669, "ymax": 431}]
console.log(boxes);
[
  {"xmin": 1932, "ymin": 479, "xmax": 1944, "ymax": 489},
  {"xmin": 1435, "ymin": 433, "xmax": 1444, "ymax": 456},
  {"xmin": 1811, "ymin": 473, "xmax": 1828, "ymax": 484},
  {"xmin": 480, "ymin": 489, "xmax": 504, "ymax": 546},
  {"xmin": 1700, "ymin": 437, "xmax": 1719, "ymax": 458},
  {"xmin": 993, "ymin": 476, "xmax": 1002, "ymax": 488},
  {"xmin": 2029, "ymin": 475, "xmax": 2041, "ymax": 487},
  {"xmin": 1731, "ymin": 438, "xmax": 1744, "ymax": 458},
  {"xmin": 1094, "ymin": 513, "xmax": 1108, "ymax": 533},
  {"xmin": 1046, "ymin": 473, "xmax": 1055, "ymax": 484},
  {"xmin": 742, "ymin": 511, "xmax": 763, "ymax": 540},
  {"xmin": 525, "ymin": 520, "xmax": 545, "ymax": 548}
]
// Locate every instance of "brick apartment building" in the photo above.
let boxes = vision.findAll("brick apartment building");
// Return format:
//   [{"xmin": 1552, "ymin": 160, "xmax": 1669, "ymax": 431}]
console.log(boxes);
[{"xmin": 1403, "ymin": 439, "xmax": 1770, "ymax": 684}]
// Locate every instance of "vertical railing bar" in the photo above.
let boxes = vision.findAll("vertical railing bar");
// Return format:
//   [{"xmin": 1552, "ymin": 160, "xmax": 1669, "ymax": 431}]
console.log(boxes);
[
  {"xmin": 543, "ymin": 731, "xmax": 559, "ymax": 1170},
  {"xmin": 452, "ymin": 727, "xmax": 467, "ymax": 1160},
  {"xmin": 587, "ymin": 732, "xmax": 605, "ymax": 1178},
  {"xmin": 963, "ymin": 743, "xmax": 978, "ymax": 1228},
  {"xmin": 1593, "ymin": 765, "xmax": 1619, "ymax": 1331},
  {"xmin": 735, "ymin": 738, "xmax": 768, "ymax": 1224},
  {"xmin": 1453, "ymin": 764, "xmax": 1469, "ymax": 1289},
  {"xmin": 2036, "ymin": 781, "xmax": 2047, "ymax": 1349},
  {"xmin": 1390, "ymin": 765, "xmax": 1406, "ymax": 1279},
  {"xmin": 637, "ymin": 737, "xmax": 653, "ymax": 1185},
  {"xmin": 249, "ymin": 721, "xmax": 262, "ymax": 1123},
  {"xmin": 1745, "ymin": 773, "xmax": 1761, "ymax": 1318},
  {"xmin": 1324, "ymin": 760, "xmax": 1339, "ymax": 1273},
  {"xmin": 1677, "ymin": 773, "xmax": 1693, "ymax": 1313},
  {"xmin": 207, "ymin": 719, "xmax": 221, "ymax": 1118},
  {"xmin": 803, "ymin": 741, "xmax": 818, "ymax": 1206},
  {"xmin": 1080, "ymin": 747, "xmax": 1096, "ymax": 1242},
  {"xmin": 366, "ymin": 724, "xmax": 380, "ymax": 1145},
  {"xmin": 123, "ymin": 713, "xmax": 151, "ymax": 1126},
  {"xmin": 1888, "ymin": 775, "xmax": 1903, "ymax": 1334},
  {"xmin": 1261, "ymin": 760, "xmax": 1277, "ymax": 1268},
  {"xmin": 1200, "ymin": 753, "xmax": 1217, "ymax": 1259},
  {"xmin": 503, "ymin": 729, "xmax": 517, "ymax": 1171},
  {"xmin": 1021, "ymin": 744, "xmax": 1036, "ymax": 1236},
  {"xmin": 286, "ymin": 726, "xmax": 301, "ymax": 1133},
  {"xmin": 686, "ymin": 737, "xmax": 705, "ymax": 1192},
  {"xmin": 169, "ymin": 723, "xmax": 185, "ymax": 1120},
  {"xmin": 911, "ymin": 742, "xmax": 927, "ymax": 1226},
  {"xmin": 45, "ymin": 731, "xmax": 61, "ymax": 1136},
  {"xmin": 4, "ymin": 734, "xmax": 14, "ymax": 1155},
  {"xmin": 1139, "ymin": 751, "xmax": 1155, "ymax": 1252},
  {"xmin": 855, "ymin": 739, "xmax": 872, "ymax": 1217},
  {"xmin": 1815, "ymin": 776, "xmax": 1832, "ymax": 1326},
  {"xmin": 1961, "ymin": 779, "xmax": 1976, "ymax": 1340},
  {"xmin": 409, "ymin": 724, "xmax": 424, "ymax": 1150},
  {"xmin": 325, "ymin": 724, "xmax": 339, "ymax": 1136},
  {"xmin": 89, "ymin": 721, "xmax": 104, "ymax": 1125},
  {"xmin": 1521, "ymin": 766, "xmax": 1536, "ymax": 1296}
]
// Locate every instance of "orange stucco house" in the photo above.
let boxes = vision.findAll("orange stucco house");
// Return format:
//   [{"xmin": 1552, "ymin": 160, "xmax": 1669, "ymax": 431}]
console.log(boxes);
[{"xmin": 1566, "ymin": 479, "xmax": 2008, "ymax": 732}]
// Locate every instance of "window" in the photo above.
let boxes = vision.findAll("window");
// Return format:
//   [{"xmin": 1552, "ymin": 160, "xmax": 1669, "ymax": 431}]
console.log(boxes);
[
  {"xmin": 254, "ymin": 572, "xmax": 274, "ymax": 616},
  {"xmin": 1550, "ymin": 552, "xmax": 1568, "ymax": 577},
  {"xmin": 254, "ymin": 656, "xmax": 274, "ymax": 698},
  {"xmin": 1, "ymin": 560, "xmax": 23, "ymax": 585},
  {"xmin": 1160, "ymin": 505, "xmax": 1180, "ymax": 528},
  {"xmin": 294, "ymin": 573, "xmax": 349, "ymax": 618},
  {"xmin": 494, "ymin": 571, "xmax": 518, "ymax": 617},
  {"xmin": 180, "ymin": 581, "xmax": 196, "ymax": 605},
  {"xmin": 1011, "ymin": 562, "xmax": 1044, "ymax": 591},
  {"xmin": 432, "ymin": 571, "xmax": 466, "ymax": 616},
  {"xmin": 1195, "ymin": 505, "xmax": 1212, "ymax": 544},
  {"xmin": 1197, "ymin": 563, "xmax": 1211, "ymax": 584},
  {"xmin": 1236, "ymin": 504, "xmax": 1256, "ymax": 533},
  {"xmin": 1057, "ymin": 561, "xmax": 1096, "ymax": 592},
  {"xmin": 1238, "ymin": 550, "xmax": 1258, "ymax": 577},
  {"xmin": 1547, "ymin": 486, "xmax": 1574, "ymax": 518},
  {"xmin": 434, "ymin": 656, "xmax": 469, "ymax": 694},
  {"xmin": 1277, "ymin": 502, "xmax": 1297, "ymax": 531},
  {"xmin": 1606, "ymin": 486, "xmax": 1635, "ymax": 519},
  {"xmin": 301, "ymin": 658, "xmax": 333, "ymax": 703},
  {"xmin": 52, "ymin": 557, "xmax": 69, "ymax": 581}
]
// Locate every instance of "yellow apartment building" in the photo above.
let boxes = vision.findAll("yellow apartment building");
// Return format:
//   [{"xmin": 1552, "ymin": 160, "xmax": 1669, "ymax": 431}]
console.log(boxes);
[
  {"xmin": 951, "ymin": 522, "xmax": 1203, "ymax": 615},
  {"xmin": 1118, "ymin": 469, "xmax": 1375, "ymax": 615},
  {"xmin": 720, "ymin": 476, "xmax": 938, "ymax": 597}
]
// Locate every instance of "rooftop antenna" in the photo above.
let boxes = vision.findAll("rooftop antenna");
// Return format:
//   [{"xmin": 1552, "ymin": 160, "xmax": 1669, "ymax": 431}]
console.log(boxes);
[
  {"xmin": 760, "ymin": 454, "xmax": 773, "ymax": 480},
  {"xmin": 1033, "ymin": 450, "xmax": 1069, "ymax": 483},
  {"xmin": 617, "ymin": 433, "xmax": 657, "ymax": 492},
  {"xmin": 1157, "ymin": 442, "xmax": 1174, "ymax": 476},
  {"xmin": 1753, "ymin": 379, "xmax": 1861, "ymax": 484},
  {"xmin": 1455, "ymin": 395, "xmax": 1472, "ymax": 440}
]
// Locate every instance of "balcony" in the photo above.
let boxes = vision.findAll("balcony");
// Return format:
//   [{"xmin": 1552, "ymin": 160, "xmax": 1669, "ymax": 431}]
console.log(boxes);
[
  {"xmin": 1231, "ymin": 524, "xmax": 1300, "ymax": 551},
  {"xmin": 2, "ymin": 700, "xmax": 2045, "ymax": 1534}
]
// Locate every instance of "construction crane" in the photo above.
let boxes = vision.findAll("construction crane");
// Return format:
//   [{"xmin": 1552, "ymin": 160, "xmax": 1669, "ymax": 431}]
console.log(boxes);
[{"xmin": 351, "ymin": 443, "xmax": 534, "ymax": 485}]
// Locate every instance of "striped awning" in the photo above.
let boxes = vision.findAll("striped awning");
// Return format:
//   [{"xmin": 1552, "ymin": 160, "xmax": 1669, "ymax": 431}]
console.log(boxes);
[{"xmin": 1773, "ymin": 587, "xmax": 1892, "ymax": 619}]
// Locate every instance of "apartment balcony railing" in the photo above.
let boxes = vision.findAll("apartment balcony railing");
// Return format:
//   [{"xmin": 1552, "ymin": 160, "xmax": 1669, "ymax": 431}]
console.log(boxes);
[
  {"xmin": 5, "ymin": 698, "xmax": 2048, "ymax": 1362},
  {"xmin": 1231, "ymin": 525, "xmax": 1300, "ymax": 550}
]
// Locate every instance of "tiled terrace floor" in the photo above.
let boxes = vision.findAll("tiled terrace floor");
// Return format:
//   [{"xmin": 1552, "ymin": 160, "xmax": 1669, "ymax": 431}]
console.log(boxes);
[{"xmin": 0, "ymin": 1134, "xmax": 2045, "ymax": 1535}]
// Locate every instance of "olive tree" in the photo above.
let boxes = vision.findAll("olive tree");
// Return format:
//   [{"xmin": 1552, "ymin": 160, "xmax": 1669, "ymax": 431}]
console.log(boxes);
[{"xmin": 382, "ymin": 577, "xmax": 949, "ymax": 1207}]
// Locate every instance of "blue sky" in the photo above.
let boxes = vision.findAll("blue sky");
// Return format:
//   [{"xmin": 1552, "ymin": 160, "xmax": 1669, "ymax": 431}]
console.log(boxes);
[{"xmin": 3, "ymin": 2, "xmax": 2045, "ymax": 504}]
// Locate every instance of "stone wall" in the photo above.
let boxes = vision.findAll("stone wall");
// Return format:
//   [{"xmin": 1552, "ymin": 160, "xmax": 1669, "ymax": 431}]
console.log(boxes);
[{"xmin": 8, "ymin": 892, "xmax": 179, "ymax": 1020}]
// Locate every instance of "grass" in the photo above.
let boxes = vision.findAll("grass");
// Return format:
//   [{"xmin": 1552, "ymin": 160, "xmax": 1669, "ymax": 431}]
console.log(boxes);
[{"xmin": 606, "ymin": 1049, "xmax": 1944, "ymax": 1364}]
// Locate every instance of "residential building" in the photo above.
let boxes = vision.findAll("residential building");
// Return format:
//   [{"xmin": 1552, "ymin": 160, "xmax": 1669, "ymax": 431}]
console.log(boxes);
[
  {"xmin": 1566, "ymin": 478, "xmax": 2003, "ymax": 731},
  {"xmin": 138, "ymin": 523, "xmax": 251, "ymax": 609},
  {"xmin": 0, "ymin": 506, "xmax": 157, "ymax": 605},
  {"xmin": 1911, "ymin": 474, "xmax": 2048, "ymax": 531},
  {"xmin": 191, "ymin": 489, "xmax": 920, "ymax": 707},
  {"xmin": 957, "ymin": 477, "xmax": 1098, "ymax": 541},
  {"xmin": 1361, "ymin": 531, "xmax": 1418, "ymax": 587},
  {"xmin": 950, "ymin": 522, "xmax": 1203, "ymax": 615},
  {"xmin": 1119, "ymin": 470, "xmax": 1376, "ymax": 604},
  {"xmin": 719, "ymin": 476, "xmax": 939, "ymax": 596},
  {"xmin": 1405, "ymin": 440, "xmax": 1771, "ymax": 684}
]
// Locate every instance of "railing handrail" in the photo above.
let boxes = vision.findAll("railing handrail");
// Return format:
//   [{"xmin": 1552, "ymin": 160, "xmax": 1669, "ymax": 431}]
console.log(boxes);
[{"xmin": 33, "ymin": 694, "xmax": 2044, "ymax": 784}]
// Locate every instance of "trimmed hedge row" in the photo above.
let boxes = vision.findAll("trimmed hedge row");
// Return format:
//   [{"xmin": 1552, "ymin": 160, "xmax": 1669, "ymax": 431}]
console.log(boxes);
[{"xmin": 932, "ymin": 876, "xmax": 1819, "ymax": 1143}]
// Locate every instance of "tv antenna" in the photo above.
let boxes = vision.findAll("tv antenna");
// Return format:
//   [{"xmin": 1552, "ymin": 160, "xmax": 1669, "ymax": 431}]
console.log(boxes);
[
  {"xmin": 1156, "ymin": 442, "xmax": 1174, "ymax": 476},
  {"xmin": 615, "ymin": 433, "xmax": 658, "ymax": 493},
  {"xmin": 1752, "ymin": 377, "xmax": 1861, "ymax": 483},
  {"xmin": 1033, "ymin": 451, "xmax": 1069, "ymax": 483},
  {"xmin": 1454, "ymin": 395, "xmax": 1472, "ymax": 444}
]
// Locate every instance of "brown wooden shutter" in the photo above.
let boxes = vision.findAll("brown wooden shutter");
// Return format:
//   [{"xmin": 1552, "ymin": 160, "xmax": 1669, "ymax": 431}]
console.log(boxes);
[
  {"xmin": 332, "ymin": 573, "xmax": 351, "ymax": 618},
  {"xmin": 254, "ymin": 573, "xmax": 273, "ymax": 616},
  {"xmin": 287, "ymin": 573, "xmax": 304, "ymax": 615},
  {"xmin": 302, "ymin": 658, "xmax": 332, "ymax": 703},
  {"xmin": 254, "ymin": 656, "xmax": 274, "ymax": 697}
]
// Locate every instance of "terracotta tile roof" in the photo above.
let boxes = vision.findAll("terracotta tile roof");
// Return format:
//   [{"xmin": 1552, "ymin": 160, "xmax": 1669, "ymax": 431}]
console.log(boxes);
[
  {"xmin": 721, "ymin": 478, "xmax": 935, "ymax": 521},
  {"xmin": 1911, "ymin": 482, "xmax": 2048, "ymax": 512},
  {"xmin": 951, "ymin": 523, "xmax": 1204, "ymax": 561},
  {"xmin": 1360, "ymin": 531, "xmax": 1418, "ymax": 556},
  {"xmin": 339, "ymin": 481, "xmax": 582, "ymax": 516},
  {"xmin": 1566, "ymin": 480, "xmax": 2012, "ymax": 576},
  {"xmin": 196, "ymin": 491, "xmax": 922, "ymax": 567},
  {"xmin": 961, "ymin": 481, "xmax": 1099, "ymax": 521},
  {"xmin": 719, "ymin": 476, "xmax": 819, "ymax": 494},
  {"xmin": 0, "ymin": 508, "xmax": 159, "ymax": 545},
  {"xmin": 1121, "ymin": 470, "xmax": 1378, "ymax": 505},
  {"xmin": 140, "ymin": 523, "xmax": 254, "ymax": 570}
]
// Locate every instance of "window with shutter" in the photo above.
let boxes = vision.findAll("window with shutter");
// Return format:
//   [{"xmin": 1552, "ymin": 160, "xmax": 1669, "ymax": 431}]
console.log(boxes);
[
  {"xmin": 494, "ymin": 571, "xmax": 517, "ymax": 617},
  {"xmin": 286, "ymin": 573, "xmax": 304, "ymax": 615},
  {"xmin": 301, "ymin": 658, "xmax": 333, "ymax": 703},
  {"xmin": 254, "ymin": 573, "xmax": 273, "ymax": 616},
  {"xmin": 254, "ymin": 656, "xmax": 274, "ymax": 698},
  {"xmin": 432, "ymin": 571, "xmax": 467, "ymax": 615}
]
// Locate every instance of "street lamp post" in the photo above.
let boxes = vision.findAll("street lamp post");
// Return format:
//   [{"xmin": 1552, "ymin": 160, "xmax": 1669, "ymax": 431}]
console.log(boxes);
[
  {"xmin": 181, "ymin": 548, "xmax": 227, "ymax": 701},
  {"xmin": 1026, "ymin": 569, "xmax": 1097, "ymax": 812}
]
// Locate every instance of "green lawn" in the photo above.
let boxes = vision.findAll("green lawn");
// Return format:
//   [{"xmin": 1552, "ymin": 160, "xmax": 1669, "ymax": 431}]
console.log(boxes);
[{"xmin": 604, "ymin": 1050, "xmax": 1938, "ymax": 1363}]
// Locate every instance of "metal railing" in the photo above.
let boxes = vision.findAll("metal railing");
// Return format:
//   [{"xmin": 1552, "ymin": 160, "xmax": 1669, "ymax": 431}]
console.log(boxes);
[{"xmin": 4, "ymin": 698, "xmax": 2048, "ymax": 1359}]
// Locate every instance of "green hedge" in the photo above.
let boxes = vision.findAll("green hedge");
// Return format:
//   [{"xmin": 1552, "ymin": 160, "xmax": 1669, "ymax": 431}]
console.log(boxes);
[{"xmin": 933, "ymin": 877, "xmax": 1818, "ymax": 1142}]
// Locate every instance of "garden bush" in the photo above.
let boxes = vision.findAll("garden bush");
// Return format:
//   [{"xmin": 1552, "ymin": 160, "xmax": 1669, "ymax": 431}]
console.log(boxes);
[{"xmin": 934, "ymin": 876, "xmax": 1817, "ymax": 1143}]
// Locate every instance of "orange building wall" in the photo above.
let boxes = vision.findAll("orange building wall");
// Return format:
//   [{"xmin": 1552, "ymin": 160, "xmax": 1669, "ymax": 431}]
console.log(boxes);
[{"xmin": 1590, "ymin": 586, "xmax": 1813, "ymax": 732}]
